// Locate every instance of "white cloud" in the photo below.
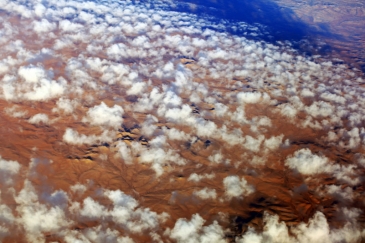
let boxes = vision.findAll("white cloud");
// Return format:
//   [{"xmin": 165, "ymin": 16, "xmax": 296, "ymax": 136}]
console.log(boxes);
[
  {"xmin": 169, "ymin": 214, "xmax": 226, "ymax": 243},
  {"xmin": 53, "ymin": 98, "xmax": 79, "ymax": 114},
  {"xmin": 162, "ymin": 127, "xmax": 191, "ymax": 141},
  {"xmin": 238, "ymin": 211, "xmax": 365, "ymax": 243},
  {"xmin": 223, "ymin": 176, "xmax": 254, "ymax": 199},
  {"xmin": 208, "ymin": 151, "xmax": 224, "ymax": 164},
  {"xmin": 116, "ymin": 142, "xmax": 133, "ymax": 164},
  {"xmin": 59, "ymin": 19, "xmax": 84, "ymax": 33},
  {"xmin": 78, "ymin": 197, "xmax": 106, "ymax": 219},
  {"xmin": 0, "ymin": 156, "xmax": 21, "ymax": 185},
  {"xmin": 18, "ymin": 65, "xmax": 48, "ymax": 83},
  {"xmin": 187, "ymin": 173, "xmax": 215, "ymax": 182},
  {"xmin": 33, "ymin": 19, "xmax": 57, "ymax": 34},
  {"xmin": 28, "ymin": 113, "xmax": 50, "ymax": 125},
  {"xmin": 127, "ymin": 81, "xmax": 146, "ymax": 96},
  {"xmin": 193, "ymin": 188, "xmax": 217, "ymax": 200},
  {"xmin": 285, "ymin": 149, "xmax": 334, "ymax": 175},
  {"xmin": 237, "ymin": 92, "xmax": 263, "ymax": 104},
  {"xmin": 4, "ymin": 105, "xmax": 28, "ymax": 118},
  {"xmin": 82, "ymin": 102, "xmax": 124, "ymax": 128},
  {"xmin": 263, "ymin": 135, "xmax": 284, "ymax": 151},
  {"xmin": 63, "ymin": 128, "xmax": 114, "ymax": 145},
  {"xmin": 243, "ymin": 135, "xmax": 264, "ymax": 153},
  {"xmin": 15, "ymin": 180, "xmax": 72, "ymax": 243},
  {"xmin": 70, "ymin": 183, "xmax": 87, "ymax": 195}
]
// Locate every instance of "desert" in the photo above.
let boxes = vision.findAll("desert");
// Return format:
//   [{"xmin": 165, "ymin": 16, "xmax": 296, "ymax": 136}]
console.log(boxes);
[{"xmin": 0, "ymin": 0, "xmax": 364, "ymax": 242}]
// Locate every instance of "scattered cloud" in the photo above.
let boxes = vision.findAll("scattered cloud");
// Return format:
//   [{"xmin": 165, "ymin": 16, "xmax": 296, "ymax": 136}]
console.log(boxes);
[
  {"xmin": 0, "ymin": 0, "xmax": 364, "ymax": 242},
  {"xmin": 82, "ymin": 102, "xmax": 124, "ymax": 128},
  {"xmin": 223, "ymin": 175, "xmax": 254, "ymax": 199}
]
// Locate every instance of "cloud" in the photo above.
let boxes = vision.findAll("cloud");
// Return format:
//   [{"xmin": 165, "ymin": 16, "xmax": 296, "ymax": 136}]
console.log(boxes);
[
  {"xmin": 0, "ymin": 155, "xmax": 171, "ymax": 242},
  {"xmin": 28, "ymin": 113, "xmax": 50, "ymax": 125},
  {"xmin": 4, "ymin": 65, "xmax": 68, "ymax": 101},
  {"xmin": 116, "ymin": 141, "xmax": 133, "ymax": 164},
  {"xmin": 187, "ymin": 173, "xmax": 215, "ymax": 182},
  {"xmin": 285, "ymin": 149, "xmax": 334, "ymax": 175},
  {"xmin": 15, "ymin": 180, "xmax": 72, "ymax": 243},
  {"xmin": 70, "ymin": 183, "xmax": 87, "ymax": 196},
  {"xmin": 59, "ymin": 19, "xmax": 84, "ymax": 33},
  {"xmin": 139, "ymin": 146, "xmax": 186, "ymax": 176},
  {"xmin": 63, "ymin": 128, "xmax": 115, "ymax": 145},
  {"xmin": 223, "ymin": 176, "xmax": 254, "ymax": 199},
  {"xmin": 4, "ymin": 105, "xmax": 28, "ymax": 118},
  {"xmin": 162, "ymin": 127, "xmax": 191, "ymax": 141},
  {"xmin": 18, "ymin": 65, "xmax": 49, "ymax": 83},
  {"xmin": 126, "ymin": 81, "xmax": 146, "ymax": 96},
  {"xmin": 82, "ymin": 102, "xmax": 124, "ymax": 128},
  {"xmin": 263, "ymin": 134, "xmax": 284, "ymax": 151},
  {"xmin": 52, "ymin": 98, "xmax": 79, "ymax": 114},
  {"xmin": 0, "ymin": 156, "xmax": 21, "ymax": 185},
  {"xmin": 77, "ymin": 197, "xmax": 107, "ymax": 219},
  {"xmin": 168, "ymin": 214, "xmax": 226, "ymax": 243},
  {"xmin": 237, "ymin": 92, "xmax": 264, "ymax": 104},
  {"xmin": 243, "ymin": 135, "xmax": 264, "ymax": 153},
  {"xmin": 237, "ymin": 211, "xmax": 365, "ymax": 243},
  {"xmin": 193, "ymin": 188, "xmax": 217, "ymax": 200},
  {"xmin": 33, "ymin": 19, "xmax": 57, "ymax": 34}
]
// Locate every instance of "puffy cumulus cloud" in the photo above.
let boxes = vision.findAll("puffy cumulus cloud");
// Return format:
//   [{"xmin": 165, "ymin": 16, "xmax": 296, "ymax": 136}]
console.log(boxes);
[
  {"xmin": 162, "ymin": 127, "xmax": 192, "ymax": 141},
  {"xmin": 75, "ymin": 197, "xmax": 107, "ymax": 219},
  {"xmin": 285, "ymin": 149, "xmax": 334, "ymax": 175},
  {"xmin": 126, "ymin": 81, "xmax": 147, "ymax": 96},
  {"xmin": 0, "ymin": 157, "xmax": 170, "ymax": 242},
  {"xmin": 168, "ymin": 214, "xmax": 226, "ymax": 243},
  {"xmin": 116, "ymin": 141, "xmax": 134, "ymax": 164},
  {"xmin": 63, "ymin": 128, "xmax": 115, "ymax": 145},
  {"xmin": 23, "ymin": 78, "xmax": 66, "ymax": 101},
  {"xmin": 1, "ymin": 65, "xmax": 66, "ymax": 101},
  {"xmin": 223, "ymin": 176, "xmax": 254, "ymax": 199},
  {"xmin": 59, "ymin": 20, "xmax": 84, "ymax": 33},
  {"xmin": 28, "ymin": 113, "xmax": 50, "ymax": 125},
  {"xmin": 193, "ymin": 188, "xmax": 217, "ymax": 200},
  {"xmin": 14, "ymin": 65, "xmax": 67, "ymax": 101},
  {"xmin": 208, "ymin": 151, "xmax": 225, "ymax": 164},
  {"xmin": 69, "ymin": 189, "xmax": 168, "ymax": 235},
  {"xmin": 139, "ymin": 145, "xmax": 186, "ymax": 176},
  {"xmin": 14, "ymin": 180, "xmax": 72, "ymax": 243},
  {"xmin": 0, "ymin": 156, "xmax": 21, "ymax": 185},
  {"xmin": 278, "ymin": 103, "xmax": 298, "ymax": 119},
  {"xmin": 263, "ymin": 134, "xmax": 284, "ymax": 151},
  {"xmin": 317, "ymin": 185, "xmax": 355, "ymax": 202},
  {"xmin": 70, "ymin": 183, "xmax": 87, "ymax": 196},
  {"xmin": 237, "ymin": 92, "xmax": 268, "ymax": 104},
  {"xmin": 140, "ymin": 114, "xmax": 158, "ymax": 137},
  {"xmin": 82, "ymin": 102, "xmax": 124, "ymax": 128},
  {"xmin": 243, "ymin": 135, "xmax": 265, "ymax": 153},
  {"xmin": 187, "ymin": 173, "xmax": 215, "ymax": 182},
  {"xmin": 105, "ymin": 189, "xmax": 166, "ymax": 234},
  {"xmin": 237, "ymin": 211, "xmax": 365, "ymax": 243},
  {"xmin": 18, "ymin": 65, "xmax": 48, "ymax": 83},
  {"xmin": 4, "ymin": 105, "xmax": 28, "ymax": 118},
  {"xmin": 33, "ymin": 19, "xmax": 57, "ymax": 34},
  {"xmin": 52, "ymin": 98, "xmax": 79, "ymax": 114},
  {"xmin": 70, "ymin": 226, "xmax": 135, "ymax": 243}
]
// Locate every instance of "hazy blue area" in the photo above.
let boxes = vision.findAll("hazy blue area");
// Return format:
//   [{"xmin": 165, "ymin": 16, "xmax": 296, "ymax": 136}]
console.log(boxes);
[{"xmin": 153, "ymin": 0, "xmax": 364, "ymax": 72}]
